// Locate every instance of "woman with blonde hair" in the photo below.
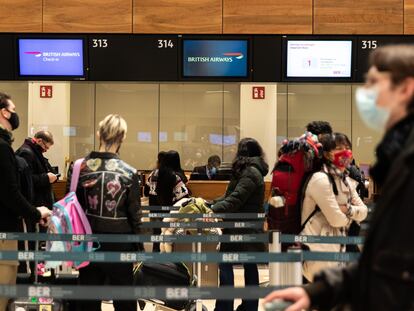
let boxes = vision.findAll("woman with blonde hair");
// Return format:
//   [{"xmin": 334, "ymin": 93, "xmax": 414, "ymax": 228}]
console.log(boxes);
[{"xmin": 68, "ymin": 114, "xmax": 141, "ymax": 311}]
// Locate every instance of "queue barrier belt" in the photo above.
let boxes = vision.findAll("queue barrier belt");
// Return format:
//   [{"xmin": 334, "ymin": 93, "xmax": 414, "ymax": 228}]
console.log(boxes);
[
  {"xmin": 0, "ymin": 251, "xmax": 360, "ymax": 263},
  {"xmin": 0, "ymin": 233, "xmax": 268, "ymax": 243},
  {"xmin": 0, "ymin": 285, "xmax": 287, "ymax": 300},
  {"xmin": 143, "ymin": 212, "xmax": 266, "ymax": 219},
  {"xmin": 280, "ymin": 234, "xmax": 365, "ymax": 245},
  {"xmin": 0, "ymin": 232, "xmax": 364, "ymax": 245},
  {"xmin": 139, "ymin": 221, "xmax": 264, "ymax": 229}
]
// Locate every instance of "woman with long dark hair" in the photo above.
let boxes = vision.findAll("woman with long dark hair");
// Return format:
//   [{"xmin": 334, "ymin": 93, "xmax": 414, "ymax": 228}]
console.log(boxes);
[
  {"xmin": 212, "ymin": 137, "xmax": 268, "ymax": 311},
  {"xmin": 155, "ymin": 150, "xmax": 189, "ymax": 206}
]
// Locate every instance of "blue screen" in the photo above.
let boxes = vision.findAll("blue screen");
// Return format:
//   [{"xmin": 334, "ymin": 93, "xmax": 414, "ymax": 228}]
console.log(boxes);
[
  {"xmin": 209, "ymin": 134, "xmax": 237, "ymax": 146},
  {"xmin": 19, "ymin": 39, "xmax": 84, "ymax": 76},
  {"xmin": 183, "ymin": 40, "xmax": 248, "ymax": 77}
]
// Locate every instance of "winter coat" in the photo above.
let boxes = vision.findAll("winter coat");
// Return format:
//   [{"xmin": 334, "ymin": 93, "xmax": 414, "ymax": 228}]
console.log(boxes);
[
  {"xmin": 212, "ymin": 156, "xmax": 268, "ymax": 252},
  {"xmin": 301, "ymin": 165, "xmax": 367, "ymax": 281},
  {"xmin": 305, "ymin": 114, "xmax": 414, "ymax": 311},
  {"xmin": 0, "ymin": 128, "xmax": 40, "ymax": 232},
  {"xmin": 16, "ymin": 138, "xmax": 54, "ymax": 208}
]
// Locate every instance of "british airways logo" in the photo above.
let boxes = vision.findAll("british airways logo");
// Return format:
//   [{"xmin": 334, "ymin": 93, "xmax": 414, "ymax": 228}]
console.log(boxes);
[
  {"xmin": 24, "ymin": 51, "xmax": 42, "ymax": 57},
  {"xmin": 187, "ymin": 52, "xmax": 244, "ymax": 63},
  {"xmin": 23, "ymin": 50, "xmax": 81, "ymax": 62},
  {"xmin": 222, "ymin": 52, "xmax": 244, "ymax": 59}
]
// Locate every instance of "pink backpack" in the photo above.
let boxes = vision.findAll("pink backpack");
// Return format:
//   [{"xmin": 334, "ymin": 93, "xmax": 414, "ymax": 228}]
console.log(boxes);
[{"xmin": 46, "ymin": 159, "xmax": 95, "ymax": 269}]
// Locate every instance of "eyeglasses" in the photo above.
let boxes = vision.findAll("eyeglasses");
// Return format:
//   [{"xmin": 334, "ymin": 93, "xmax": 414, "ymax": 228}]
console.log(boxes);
[{"xmin": 39, "ymin": 140, "xmax": 52, "ymax": 151}]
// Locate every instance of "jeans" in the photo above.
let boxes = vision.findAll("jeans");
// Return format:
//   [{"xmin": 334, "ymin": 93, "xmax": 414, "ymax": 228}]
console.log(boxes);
[
  {"xmin": 76, "ymin": 242, "xmax": 137, "ymax": 311},
  {"xmin": 214, "ymin": 263, "xmax": 259, "ymax": 311},
  {"xmin": 77, "ymin": 261, "xmax": 136, "ymax": 311}
]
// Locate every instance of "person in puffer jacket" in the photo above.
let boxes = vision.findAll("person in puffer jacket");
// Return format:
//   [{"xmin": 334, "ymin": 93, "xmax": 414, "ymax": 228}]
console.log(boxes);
[
  {"xmin": 67, "ymin": 114, "xmax": 142, "ymax": 311},
  {"xmin": 212, "ymin": 137, "xmax": 269, "ymax": 311}
]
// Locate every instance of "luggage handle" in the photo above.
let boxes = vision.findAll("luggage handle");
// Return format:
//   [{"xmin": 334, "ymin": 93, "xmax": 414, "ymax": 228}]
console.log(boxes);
[{"xmin": 34, "ymin": 223, "xmax": 40, "ymax": 285}]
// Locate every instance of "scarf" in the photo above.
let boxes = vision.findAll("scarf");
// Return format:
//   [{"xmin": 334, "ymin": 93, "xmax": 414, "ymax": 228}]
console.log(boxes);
[
  {"xmin": 370, "ymin": 113, "xmax": 414, "ymax": 188},
  {"xmin": 0, "ymin": 125, "xmax": 12, "ymax": 145}
]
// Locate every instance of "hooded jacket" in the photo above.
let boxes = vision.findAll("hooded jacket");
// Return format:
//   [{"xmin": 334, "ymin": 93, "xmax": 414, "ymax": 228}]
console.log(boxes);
[
  {"xmin": 212, "ymin": 156, "xmax": 269, "ymax": 252},
  {"xmin": 0, "ymin": 127, "xmax": 40, "ymax": 232}
]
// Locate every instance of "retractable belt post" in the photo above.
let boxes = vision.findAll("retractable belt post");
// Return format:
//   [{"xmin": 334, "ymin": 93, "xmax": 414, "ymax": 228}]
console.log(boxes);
[{"xmin": 269, "ymin": 231, "xmax": 281, "ymax": 286}]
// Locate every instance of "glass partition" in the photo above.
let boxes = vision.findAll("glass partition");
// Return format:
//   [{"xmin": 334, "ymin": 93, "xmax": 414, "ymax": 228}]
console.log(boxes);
[
  {"xmin": 0, "ymin": 82, "xmax": 29, "ymax": 151},
  {"xmin": 0, "ymin": 81, "xmax": 381, "ymax": 172}
]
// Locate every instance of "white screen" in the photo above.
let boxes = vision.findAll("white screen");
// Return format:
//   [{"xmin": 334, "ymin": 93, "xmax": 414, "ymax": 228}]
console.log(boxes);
[{"xmin": 287, "ymin": 40, "xmax": 352, "ymax": 78}]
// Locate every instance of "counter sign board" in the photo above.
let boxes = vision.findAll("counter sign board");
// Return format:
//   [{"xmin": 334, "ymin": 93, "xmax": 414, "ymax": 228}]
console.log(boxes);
[
  {"xmin": 88, "ymin": 35, "xmax": 178, "ymax": 81},
  {"xmin": 356, "ymin": 36, "xmax": 414, "ymax": 82}
]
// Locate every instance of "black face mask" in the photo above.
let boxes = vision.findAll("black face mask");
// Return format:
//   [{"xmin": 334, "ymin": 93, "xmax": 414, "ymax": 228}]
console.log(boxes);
[{"xmin": 7, "ymin": 110, "xmax": 19, "ymax": 131}]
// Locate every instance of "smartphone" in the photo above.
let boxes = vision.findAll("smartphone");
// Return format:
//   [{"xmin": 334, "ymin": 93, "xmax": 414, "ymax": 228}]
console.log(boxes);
[{"xmin": 264, "ymin": 300, "xmax": 293, "ymax": 311}]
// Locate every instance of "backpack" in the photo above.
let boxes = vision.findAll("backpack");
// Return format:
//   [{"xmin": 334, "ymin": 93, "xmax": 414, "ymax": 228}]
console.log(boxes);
[
  {"xmin": 46, "ymin": 159, "xmax": 94, "ymax": 269},
  {"xmin": 267, "ymin": 132, "xmax": 321, "ymax": 236}
]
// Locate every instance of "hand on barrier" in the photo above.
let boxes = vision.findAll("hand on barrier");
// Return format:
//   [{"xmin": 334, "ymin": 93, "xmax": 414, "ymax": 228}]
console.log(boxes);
[{"xmin": 264, "ymin": 288, "xmax": 310, "ymax": 311}]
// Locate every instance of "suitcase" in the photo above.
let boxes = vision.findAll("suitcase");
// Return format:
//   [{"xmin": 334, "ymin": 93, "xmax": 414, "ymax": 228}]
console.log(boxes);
[
  {"xmin": 134, "ymin": 262, "xmax": 192, "ymax": 310},
  {"xmin": 8, "ymin": 225, "xmax": 66, "ymax": 311}
]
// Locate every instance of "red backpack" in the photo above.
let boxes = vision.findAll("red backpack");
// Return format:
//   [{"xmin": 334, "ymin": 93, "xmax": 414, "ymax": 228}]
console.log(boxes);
[{"xmin": 267, "ymin": 133, "xmax": 321, "ymax": 236}]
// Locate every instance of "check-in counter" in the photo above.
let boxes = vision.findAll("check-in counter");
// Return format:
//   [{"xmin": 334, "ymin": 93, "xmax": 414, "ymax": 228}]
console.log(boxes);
[
  {"xmin": 53, "ymin": 179, "xmax": 273, "ymax": 203},
  {"xmin": 187, "ymin": 180, "xmax": 272, "ymax": 201},
  {"xmin": 52, "ymin": 180, "xmax": 67, "ymax": 201}
]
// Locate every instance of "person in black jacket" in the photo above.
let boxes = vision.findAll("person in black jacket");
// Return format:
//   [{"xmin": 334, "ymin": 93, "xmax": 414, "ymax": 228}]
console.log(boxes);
[
  {"xmin": 68, "ymin": 114, "xmax": 142, "ymax": 311},
  {"xmin": 212, "ymin": 138, "xmax": 268, "ymax": 311},
  {"xmin": 191, "ymin": 155, "xmax": 221, "ymax": 180},
  {"xmin": 16, "ymin": 131, "xmax": 57, "ymax": 209},
  {"xmin": 0, "ymin": 92, "xmax": 51, "ymax": 310},
  {"xmin": 15, "ymin": 131, "xmax": 57, "ymax": 281},
  {"xmin": 265, "ymin": 45, "xmax": 414, "ymax": 311}
]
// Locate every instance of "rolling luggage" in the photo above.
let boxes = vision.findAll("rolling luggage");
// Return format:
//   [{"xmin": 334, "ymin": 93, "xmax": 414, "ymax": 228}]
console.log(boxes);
[{"xmin": 134, "ymin": 262, "xmax": 192, "ymax": 310}]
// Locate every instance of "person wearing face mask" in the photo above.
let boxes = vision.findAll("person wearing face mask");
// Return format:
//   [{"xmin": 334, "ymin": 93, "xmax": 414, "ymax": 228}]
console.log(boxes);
[
  {"xmin": 264, "ymin": 45, "xmax": 414, "ymax": 311},
  {"xmin": 0, "ymin": 92, "xmax": 51, "ymax": 310},
  {"xmin": 298, "ymin": 133, "xmax": 368, "ymax": 282},
  {"xmin": 16, "ymin": 131, "xmax": 57, "ymax": 210},
  {"xmin": 191, "ymin": 155, "xmax": 221, "ymax": 180}
]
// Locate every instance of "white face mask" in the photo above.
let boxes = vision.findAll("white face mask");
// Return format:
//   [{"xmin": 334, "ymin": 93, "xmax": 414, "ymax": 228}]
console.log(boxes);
[{"xmin": 355, "ymin": 87, "xmax": 391, "ymax": 132}]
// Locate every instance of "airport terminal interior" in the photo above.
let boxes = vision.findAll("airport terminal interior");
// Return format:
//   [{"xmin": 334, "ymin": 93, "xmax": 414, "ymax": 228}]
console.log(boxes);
[{"xmin": 1, "ymin": 1, "xmax": 413, "ymax": 311}]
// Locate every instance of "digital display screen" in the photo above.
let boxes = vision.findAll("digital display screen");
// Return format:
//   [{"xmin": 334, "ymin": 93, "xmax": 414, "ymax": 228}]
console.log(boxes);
[
  {"xmin": 183, "ymin": 40, "xmax": 248, "ymax": 77},
  {"xmin": 286, "ymin": 40, "xmax": 352, "ymax": 78},
  {"xmin": 209, "ymin": 134, "xmax": 237, "ymax": 146},
  {"xmin": 137, "ymin": 132, "xmax": 152, "ymax": 143},
  {"xmin": 18, "ymin": 39, "xmax": 85, "ymax": 77}
]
